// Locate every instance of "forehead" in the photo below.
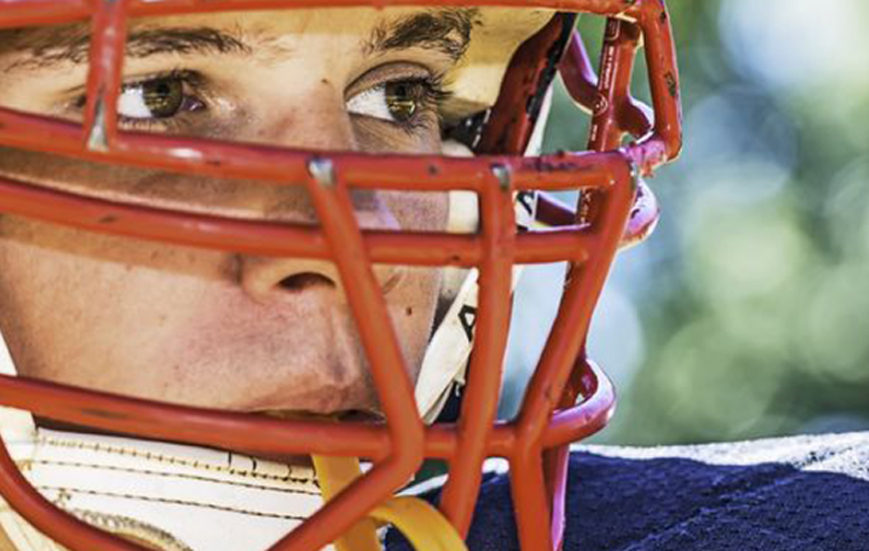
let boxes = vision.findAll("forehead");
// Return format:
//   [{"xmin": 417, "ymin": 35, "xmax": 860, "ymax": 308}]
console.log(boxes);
[
  {"xmin": 0, "ymin": 7, "xmax": 553, "ymax": 108},
  {"xmin": 136, "ymin": 7, "xmax": 464, "ymax": 35},
  {"xmin": 0, "ymin": 8, "xmax": 552, "ymax": 60},
  {"xmin": 128, "ymin": 7, "xmax": 552, "ymax": 44}
]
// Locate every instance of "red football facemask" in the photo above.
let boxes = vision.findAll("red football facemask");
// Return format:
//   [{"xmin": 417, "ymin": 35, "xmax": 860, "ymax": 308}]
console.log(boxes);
[{"xmin": 0, "ymin": 1, "xmax": 681, "ymax": 551}]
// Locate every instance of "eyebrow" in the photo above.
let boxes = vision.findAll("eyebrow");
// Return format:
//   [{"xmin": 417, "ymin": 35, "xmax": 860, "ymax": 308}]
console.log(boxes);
[
  {"xmin": 1, "ymin": 9, "xmax": 479, "ymax": 74},
  {"xmin": 2, "ymin": 26, "xmax": 252, "ymax": 72},
  {"xmin": 367, "ymin": 9, "xmax": 479, "ymax": 61}
]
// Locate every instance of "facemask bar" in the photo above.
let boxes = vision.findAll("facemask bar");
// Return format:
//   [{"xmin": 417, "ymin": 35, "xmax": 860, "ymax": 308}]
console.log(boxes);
[
  {"xmin": 536, "ymin": 14, "xmax": 678, "ymax": 551},
  {"xmin": 0, "ymin": 2, "xmax": 681, "ymax": 551}
]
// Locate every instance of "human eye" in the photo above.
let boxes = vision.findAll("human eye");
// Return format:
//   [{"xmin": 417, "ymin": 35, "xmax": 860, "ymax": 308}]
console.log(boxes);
[
  {"xmin": 69, "ymin": 70, "xmax": 207, "ymax": 131},
  {"xmin": 117, "ymin": 70, "xmax": 206, "ymax": 129},
  {"xmin": 346, "ymin": 73, "xmax": 449, "ymax": 130}
]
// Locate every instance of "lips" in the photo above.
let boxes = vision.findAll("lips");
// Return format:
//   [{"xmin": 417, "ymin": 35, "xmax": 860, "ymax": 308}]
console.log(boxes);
[
  {"xmin": 258, "ymin": 409, "xmax": 384, "ymax": 424},
  {"xmin": 248, "ymin": 408, "xmax": 385, "ymax": 467}
]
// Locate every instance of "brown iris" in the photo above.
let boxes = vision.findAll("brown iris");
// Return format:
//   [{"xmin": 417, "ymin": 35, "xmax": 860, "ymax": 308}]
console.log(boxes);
[
  {"xmin": 140, "ymin": 78, "xmax": 184, "ymax": 118},
  {"xmin": 385, "ymin": 81, "xmax": 425, "ymax": 123}
]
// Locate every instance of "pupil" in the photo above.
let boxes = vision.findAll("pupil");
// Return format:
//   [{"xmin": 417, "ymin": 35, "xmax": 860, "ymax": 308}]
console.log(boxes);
[{"xmin": 386, "ymin": 81, "xmax": 418, "ymax": 122}]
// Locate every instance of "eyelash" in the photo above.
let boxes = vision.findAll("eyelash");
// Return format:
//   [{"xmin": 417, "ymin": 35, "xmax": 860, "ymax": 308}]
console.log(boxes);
[{"xmin": 69, "ymin": 68, "xmax": 204, "ymax": 134}]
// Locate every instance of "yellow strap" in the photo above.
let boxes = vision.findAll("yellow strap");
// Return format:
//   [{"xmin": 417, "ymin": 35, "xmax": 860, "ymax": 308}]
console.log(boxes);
[
  {"xmin": 370, "ymin": 496, "xmax": 468, "ymax": 551},
  {"xmin": 313, "ymin": 456, "xmax": 469, "ymax": 551},
  {"xmin": 312, "ymin": 455, "xmax": 382, "ymax": 551}
]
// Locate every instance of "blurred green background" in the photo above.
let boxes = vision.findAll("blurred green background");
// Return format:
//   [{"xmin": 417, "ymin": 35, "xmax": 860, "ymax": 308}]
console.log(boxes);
[{"xmin": 507, "ymin": 0, "xmax": 869, "ymax": 445}]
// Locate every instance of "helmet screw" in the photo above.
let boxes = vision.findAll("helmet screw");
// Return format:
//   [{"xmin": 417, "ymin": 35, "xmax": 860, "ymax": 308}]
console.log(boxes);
[
  {"xmin": 86, "ymin": 92, "xmax": 110, "ymax": 153},
  {"xmin": 308, "ymin": 158, "xmax": 336, "ymax": 187},
  {"xmin": 491, "ymin": 164, "xmax": 511, "ymax": 191}
]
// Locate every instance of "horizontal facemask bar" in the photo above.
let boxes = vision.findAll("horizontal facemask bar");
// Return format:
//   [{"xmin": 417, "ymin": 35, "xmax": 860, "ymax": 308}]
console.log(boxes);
[{"xmin": 0, "ymin": 0, "xmax": 681, "ymax": 171}]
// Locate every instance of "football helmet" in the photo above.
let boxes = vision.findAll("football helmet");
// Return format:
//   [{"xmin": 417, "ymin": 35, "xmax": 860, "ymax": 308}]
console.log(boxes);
[{"xmin": 0, "ymin": 1, "xmax": 681, "ymax": 551}]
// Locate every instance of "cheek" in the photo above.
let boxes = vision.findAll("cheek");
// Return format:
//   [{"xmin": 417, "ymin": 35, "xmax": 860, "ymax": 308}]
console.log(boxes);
[
  {"xmin": 386, "ymin": 266, "xmax": 443, "ymax": 384},
  {"xmin": 383, "ymin": 190, "xmax": 449, "ymax": 233},
  {"xmin": 0, "ymin": 147, "xmax": 320, "ymax": 224},
  {"xmin": 0, "ymin": 215, "xmax": 234, "ymax": 379},
  {"xmin": 378, "ymin": 192, "xmax": 447, "ymax": 379},
  {"xmin": 383, "ymin": 193, "xmax": 448, "ymax": 379},
  {"xmin": 353, "ymin": 115, "xmax": 443, "ymax": 155}
]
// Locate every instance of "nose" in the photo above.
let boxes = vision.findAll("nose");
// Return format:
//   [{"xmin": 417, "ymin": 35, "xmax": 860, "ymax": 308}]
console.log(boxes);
[
  {"xmin": 239, "ymin": 256, "xmax": 404, "ymax": 304},
  {"xmin": 255, "ymin": 83, "xmax": 358, "ymax": 152},
  {"xmin": 237, "ymin": 83, "xmax": 404, "ymax": 304}
]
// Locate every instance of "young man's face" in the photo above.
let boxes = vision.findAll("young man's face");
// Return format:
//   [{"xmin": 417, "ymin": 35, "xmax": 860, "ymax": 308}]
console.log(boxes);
[{"xmin": 0, "ymin": 8, "xmax": 545, "ymax": 418}]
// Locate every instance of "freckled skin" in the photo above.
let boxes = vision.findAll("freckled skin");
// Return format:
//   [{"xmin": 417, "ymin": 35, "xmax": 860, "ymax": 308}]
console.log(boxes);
[{"xmin": 0, "ymin": 9, "xmax": 452, "ymax": 415}]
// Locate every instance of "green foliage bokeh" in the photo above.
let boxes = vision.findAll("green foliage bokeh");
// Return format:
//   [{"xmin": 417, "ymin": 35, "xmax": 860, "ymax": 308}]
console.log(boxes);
[{"xmin": 535, "ymin": 0, "xmax": 869, "ymax": 445}]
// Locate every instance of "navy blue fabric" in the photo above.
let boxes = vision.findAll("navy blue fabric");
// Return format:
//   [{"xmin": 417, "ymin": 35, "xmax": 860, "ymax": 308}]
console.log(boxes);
[{"xmin": 387, "ymin": 451, "xmax": 869, "ymax": 550}]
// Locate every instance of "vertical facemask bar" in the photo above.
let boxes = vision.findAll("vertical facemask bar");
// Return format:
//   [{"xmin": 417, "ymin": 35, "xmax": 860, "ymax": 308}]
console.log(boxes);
[
  {"xmin": 437, "ymin": 13, "xmax": 578, "ymax": 539},
  {"xmin": 267, "ymin": 164, "xmax": 426, "ymax": 551},
  {"xmin": 435, "ymin": 170, "xmax": 515, "ymax": 536},
  {"xmin": 478, "ymin": 12, "xmax": 603, "ymax": 551},
  {"xmin": 511, "ymin": 161, "xmax": 635, "ymax": 551},
  {"xmin": 83, "ymin": 0, "xmax": 126, "ymax": 154},
  {"xmin": 587, "ymin": 19, "xmax": 647, "ymax": 152},
  {"xmin": 627, "ymin": 0, "xmax": 684, "ymax": 173},
  {"xmin": 540, "ymin": 17, "xmax": 647, "ymax": 551},
  {"xmin": 528, "ymin": 1, "xmax": 682, "ymax": 549}
]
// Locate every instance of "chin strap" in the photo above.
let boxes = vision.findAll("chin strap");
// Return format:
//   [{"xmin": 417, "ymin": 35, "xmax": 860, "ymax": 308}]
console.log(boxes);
[{"xmin": 313, "ymin": 456, "xmax": 468, "ymax": 551}]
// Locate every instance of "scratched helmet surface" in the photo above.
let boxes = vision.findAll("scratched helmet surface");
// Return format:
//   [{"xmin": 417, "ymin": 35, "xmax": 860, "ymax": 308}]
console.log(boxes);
[{"xmin": 0, "ymin": 1, "xmax": 681, "ymax": 551}]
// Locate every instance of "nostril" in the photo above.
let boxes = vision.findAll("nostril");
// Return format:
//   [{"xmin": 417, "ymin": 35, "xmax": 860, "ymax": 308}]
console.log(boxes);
[{"xmin": 278, "ymin": 272, "xmax": 336, "ymax": 292}]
